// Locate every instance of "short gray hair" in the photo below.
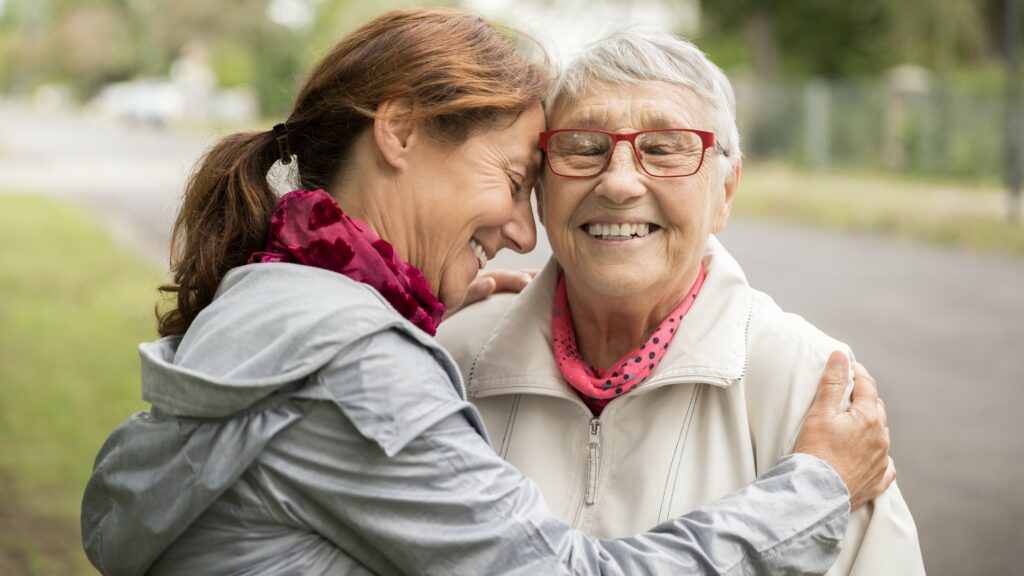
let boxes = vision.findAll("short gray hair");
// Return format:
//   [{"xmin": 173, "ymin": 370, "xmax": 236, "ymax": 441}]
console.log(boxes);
[{"xmin": 549, "ymin": 29, "xmax": 742, "ymax": 179}]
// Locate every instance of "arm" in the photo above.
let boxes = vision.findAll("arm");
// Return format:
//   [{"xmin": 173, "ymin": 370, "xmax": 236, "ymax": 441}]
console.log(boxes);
[
  {"xmin": 262, "ymin": 403, "xmax": 850, "ymax": 576},
  {"xmin": 253, "ymin": 330, "xmax": 853, "ymax": 576}
]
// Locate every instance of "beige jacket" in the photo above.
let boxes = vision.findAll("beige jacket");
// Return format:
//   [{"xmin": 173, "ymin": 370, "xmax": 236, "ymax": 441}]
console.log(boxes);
[{"xmin": 437, "ymin": 236, "xmax": 924, "ymax": 575}]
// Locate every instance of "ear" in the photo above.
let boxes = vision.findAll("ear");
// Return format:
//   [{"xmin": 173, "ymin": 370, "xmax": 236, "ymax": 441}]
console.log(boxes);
[
  {"xmin": 372, "ymin": 98, "xmax": 417, "ymax": 170},
  {"xmin": 711, "ymin": 157, "xmax": 740, "ymax": 234}
]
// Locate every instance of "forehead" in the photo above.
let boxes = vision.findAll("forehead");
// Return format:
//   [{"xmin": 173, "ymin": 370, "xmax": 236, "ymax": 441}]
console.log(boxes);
[
  {"xmin": 549, "ymin": 81, "xmax": 711, "ymax": 131},
  {"xmin": 460, "ymin": 105, "xmax": 545, "ymax": 167}
]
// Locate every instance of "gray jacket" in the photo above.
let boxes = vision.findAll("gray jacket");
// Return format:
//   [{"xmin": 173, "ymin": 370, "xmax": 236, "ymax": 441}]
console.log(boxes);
[{"xmin": 81, "ymin": 263, "xmax": 851, "ymax": 575}]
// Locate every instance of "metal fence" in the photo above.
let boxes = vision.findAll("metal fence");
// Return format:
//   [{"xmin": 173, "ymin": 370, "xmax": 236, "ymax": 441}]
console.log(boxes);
[{"xmin": 731, "ymin": 69, "xmax": 1003, "ymax": 182}]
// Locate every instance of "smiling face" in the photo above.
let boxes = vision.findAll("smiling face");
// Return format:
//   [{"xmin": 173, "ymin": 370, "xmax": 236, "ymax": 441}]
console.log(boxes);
[
  {"xmin": 405, "ymin": 103, "xmax": 545, "ymax": 309},
  {"xmin": 541, "ymin": 81, "xmax": 737, "ymax": 303}
]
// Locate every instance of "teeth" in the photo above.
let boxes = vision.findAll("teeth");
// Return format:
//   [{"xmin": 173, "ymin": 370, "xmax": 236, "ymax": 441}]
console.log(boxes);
[
  {"xmin": 469, "ymin": 238, "xmax": 488, "ymax": 270},
  {"xmin": 584, "ymin": 222, "xmax": 656, "ymax": 241}
]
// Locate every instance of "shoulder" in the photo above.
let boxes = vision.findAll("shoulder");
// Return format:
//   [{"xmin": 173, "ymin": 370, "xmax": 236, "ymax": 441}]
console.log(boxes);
[
  {"xmin": 178, "ymin": 263, "xmax": 453, "ymax": 386},
  {"xmin": 201, "ymin": 262, "xmax": 440, "ymax": 352},
  {"xmin": 217, "ymin": 262, "xmax": 393, "ymax": 319},
  {"xmin": 743, "ymin": 289, "xmax": 852, "ymax": 454},
  {"xmin": 435, "ymin": 292, "xmax": 518, "ymax": 376},
  {"xmin": 746, "ymin": 289, "xmax": 850, "ymax": 369}
]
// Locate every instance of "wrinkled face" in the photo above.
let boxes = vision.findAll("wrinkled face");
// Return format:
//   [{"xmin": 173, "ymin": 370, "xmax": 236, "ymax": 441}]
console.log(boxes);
[
  {"xmin": 540, "ymin": 82, "xmax": 734, "ymax": 301},
  {"xmin": 407, "ymin": 103, "xmax": 545, "ymax": 309}
]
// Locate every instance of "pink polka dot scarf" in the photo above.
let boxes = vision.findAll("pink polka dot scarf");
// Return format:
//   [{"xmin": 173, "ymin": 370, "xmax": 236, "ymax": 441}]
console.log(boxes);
[
  {"xmin": 249, "ymin": 189, "xmax": 446, "ymax": 335},
  {"xmin": 552, "ymin": 264, "xmax": 706, "ymax": 415}
]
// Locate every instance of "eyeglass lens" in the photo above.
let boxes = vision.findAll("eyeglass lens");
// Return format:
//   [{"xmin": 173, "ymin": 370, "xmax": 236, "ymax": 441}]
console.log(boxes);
[{"xmin": 547, "ymin": 130, "xmax": 705, "ymax": 177}]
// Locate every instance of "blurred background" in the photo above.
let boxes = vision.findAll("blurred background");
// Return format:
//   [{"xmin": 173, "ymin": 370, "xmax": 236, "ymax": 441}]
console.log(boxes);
[{"xmin": 0, "ymin": 0, "xmax": 1021, "ymax": 574}]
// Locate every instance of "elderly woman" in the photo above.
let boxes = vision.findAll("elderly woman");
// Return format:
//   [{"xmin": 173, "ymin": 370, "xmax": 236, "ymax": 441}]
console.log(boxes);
[{"xmin": 439, "ymin": 30, "xmax": 925, "ymax": 575}]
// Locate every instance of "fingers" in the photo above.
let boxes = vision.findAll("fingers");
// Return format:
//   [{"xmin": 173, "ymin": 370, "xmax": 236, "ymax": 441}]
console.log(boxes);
[
  {"xmin": 518, "ymin": 268, "xmax": 539, "ymax": 279},
  {"xmin": 463, "ymin": 276, "xmax": 497, "ymax": 307},
  {"xmin": 852, "ymin": 362, "xmax": 875, "ymax": 390},
  {"xmin": 850, "ymin": 362, "xmax": 881, "ymax": 418},
  {"xmin": 486, "ymin": 270, "xmax": 533, "ymax": 294},
  {"xmin": 876, "ymin": 398, "xmax": 888, "ymax": 429},
  {"xmin": 807, "ymin": 351, "xmax": 851, "ymax": 418},
  {"xmin": 883, "ymin": 456, "xmax": 897, "ymax": 489}
]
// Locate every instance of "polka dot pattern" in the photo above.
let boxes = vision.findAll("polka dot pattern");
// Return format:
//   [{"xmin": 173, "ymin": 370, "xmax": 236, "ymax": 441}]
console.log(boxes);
[{"xmin": 552, "ymin": 264, "xmax": 707, "ymax": 415}]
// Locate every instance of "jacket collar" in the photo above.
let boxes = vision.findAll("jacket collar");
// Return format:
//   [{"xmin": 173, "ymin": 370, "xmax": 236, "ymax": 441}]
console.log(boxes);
[{"xmin": 467, "ymin": 236, "xmax": 753, "ymax": 399}]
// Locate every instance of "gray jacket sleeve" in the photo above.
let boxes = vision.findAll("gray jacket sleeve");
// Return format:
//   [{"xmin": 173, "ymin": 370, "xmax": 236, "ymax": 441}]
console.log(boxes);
[{"xmin": 255, "ymin": 330, "xmax": 850, "ymax": 575}]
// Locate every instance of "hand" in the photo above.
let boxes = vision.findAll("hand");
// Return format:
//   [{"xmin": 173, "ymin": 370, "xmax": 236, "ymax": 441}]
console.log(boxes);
[
  {"xmin": 794, "ymin": 351, "xmax": 895, "ymax": 511},
  {"xmin": 446, "ymin": 270, "xmax": 536, "ymax": 319}
]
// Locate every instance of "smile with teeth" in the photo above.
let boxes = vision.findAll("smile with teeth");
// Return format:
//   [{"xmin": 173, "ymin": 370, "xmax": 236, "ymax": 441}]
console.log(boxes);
[
  {"xmin": 583, "ymin": 222, "xmax": 659, "ymax": 241},
  {"xmin": 469, "ymin": 238, "xmax": 488, "ymax": 269}
]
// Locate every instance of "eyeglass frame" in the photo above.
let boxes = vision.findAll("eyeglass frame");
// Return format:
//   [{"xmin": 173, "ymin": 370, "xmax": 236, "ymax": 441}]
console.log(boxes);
[{"xmin": 538, "ymin": 128, "xmax": 718, "ymax": 179}]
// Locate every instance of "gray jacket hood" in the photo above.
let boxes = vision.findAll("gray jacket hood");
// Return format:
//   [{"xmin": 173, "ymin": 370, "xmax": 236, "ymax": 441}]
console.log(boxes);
[{"xmin": 82, "ymin": 263, "xmax": 454, "ymax": 575}]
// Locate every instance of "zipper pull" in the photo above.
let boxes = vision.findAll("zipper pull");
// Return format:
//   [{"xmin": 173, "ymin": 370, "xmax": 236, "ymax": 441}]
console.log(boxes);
[{"xmin": 585, "ymin": 418, "xmax": 602, "ymax": 505}]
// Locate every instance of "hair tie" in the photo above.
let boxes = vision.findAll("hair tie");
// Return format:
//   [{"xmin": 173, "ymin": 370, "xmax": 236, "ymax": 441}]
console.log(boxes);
[{"xmin": 273, "ymin": 123, "xmax": 293, "ymax": 165}]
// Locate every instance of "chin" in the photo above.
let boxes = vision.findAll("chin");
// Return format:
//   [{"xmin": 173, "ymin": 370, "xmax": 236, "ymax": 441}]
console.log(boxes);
[{"xmin": 573, "ymin": 264, "xmax": 660, "ymax": 299}]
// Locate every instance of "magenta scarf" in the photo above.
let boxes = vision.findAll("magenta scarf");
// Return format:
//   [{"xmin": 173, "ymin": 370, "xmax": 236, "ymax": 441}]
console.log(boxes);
[
  {"xmin": 552, "ymin": 264, "xmax": 706, "ymax": 415},
  {"xmin": 249, "ymin": 189, "xmax": 446, "ymax": 335}
]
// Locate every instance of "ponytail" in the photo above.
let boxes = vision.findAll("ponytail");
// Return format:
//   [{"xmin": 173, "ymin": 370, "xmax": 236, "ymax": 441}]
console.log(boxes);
[{"xmin": 157, "ymin": 131, "xmax": 279, "ymax": 337}]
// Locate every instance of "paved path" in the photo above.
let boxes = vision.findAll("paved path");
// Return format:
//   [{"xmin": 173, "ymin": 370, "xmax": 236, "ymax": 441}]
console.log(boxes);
[
  {"xmin": 4, "ymin": 102, "xmax": 1022, "ymax": 575},
  {"xmin": 0, "ymin": 101, "xmax": 211, "ymax": 267}
]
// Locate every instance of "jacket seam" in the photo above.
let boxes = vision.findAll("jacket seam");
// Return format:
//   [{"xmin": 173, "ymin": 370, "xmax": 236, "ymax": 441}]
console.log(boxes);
[
  {"xmin": 668, "ymin": 385, "xmax": 703, "ymax": 515},
  {"xmin": 658, "ymin": 384, "xmax": 702, "ymax": 521},
  {"xmin": 499, "ymin": 395, "xmax": 521, "ymax": 458}
]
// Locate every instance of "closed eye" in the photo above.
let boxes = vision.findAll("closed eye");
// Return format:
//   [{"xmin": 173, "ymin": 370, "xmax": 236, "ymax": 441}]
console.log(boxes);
[{"xmin": 507, "ymin": 172, "xmax": 525, "ymax": 196}]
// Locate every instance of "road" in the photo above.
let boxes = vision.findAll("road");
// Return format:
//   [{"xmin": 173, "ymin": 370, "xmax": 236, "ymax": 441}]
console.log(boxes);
[{"xmin": 3, "ymin": 101, "xmax": 1022, "ymax": 575}]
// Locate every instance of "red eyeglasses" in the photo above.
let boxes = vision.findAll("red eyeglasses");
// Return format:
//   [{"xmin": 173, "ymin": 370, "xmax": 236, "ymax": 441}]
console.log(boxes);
[{"xmin": 539, "ymin": 128, "xmax": 717, "ymax": 178}]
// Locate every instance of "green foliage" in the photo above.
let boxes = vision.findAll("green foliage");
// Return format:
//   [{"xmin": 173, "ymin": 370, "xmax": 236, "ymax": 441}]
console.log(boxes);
[
  {"xmin": 0, "ymin": 194, "xmax": 157, "ymax": 574},
  {"xmin": 701, "ymin": 0, "xmax": 993, "ymax": 78},
  {"xmin": 212, "ymin": 42, "xmax": 258, "ymax": 88}
]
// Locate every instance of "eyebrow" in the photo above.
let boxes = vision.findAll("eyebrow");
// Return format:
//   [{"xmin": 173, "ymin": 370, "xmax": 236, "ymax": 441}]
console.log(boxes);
[
  {"xmin": 557, "ymin": 112, "xmax": 694, "ymax": 131},
  {"xmin": 561, "ymin": 116, "xmax": 608, "ymax": 129},
  {"xmin": 639, "ymin": 116, "xmax": 681, "ymax": 129},
  {"xmin": 504, "ymin": 152, "xmax": 534, "ymax": 178},
  {"xmin": 640, "ymin": 106, "xmax": 698, "ymax": 129}
]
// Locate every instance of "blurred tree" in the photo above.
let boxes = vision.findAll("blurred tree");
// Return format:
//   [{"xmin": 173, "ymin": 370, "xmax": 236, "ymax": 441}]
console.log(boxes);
[
  {"xmin": 0, "ymin": 0, "xmax": 460, "ymax": 114},
  {"xmin": 702, "ymin": 0, "xmax": 989, "ymax": 79},
  {"xmin": 306, "ymin": 0, "xmax": 448, "ymax": 62},
  {"xmin": 50, "ymin": 4, "xmax": 135, "ymax": 95}
]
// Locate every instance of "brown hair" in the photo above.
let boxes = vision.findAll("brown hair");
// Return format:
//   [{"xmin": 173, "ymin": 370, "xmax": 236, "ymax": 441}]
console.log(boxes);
[{"xmin": 158, "ymin": 8, "xmax": 549, "ymax": 336}]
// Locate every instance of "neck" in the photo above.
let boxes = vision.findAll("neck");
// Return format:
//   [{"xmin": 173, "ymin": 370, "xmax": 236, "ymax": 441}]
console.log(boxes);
[
  {"xmin": 566, "ymin": 266, "xmax": 701, "ymax": 370},
  {"xmin": 330, "ymin": 148, "xmax": 420, "ymax": 282}
]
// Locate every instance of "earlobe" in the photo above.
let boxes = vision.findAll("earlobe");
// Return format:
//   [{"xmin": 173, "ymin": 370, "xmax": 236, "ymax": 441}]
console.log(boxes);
[{"xmin": 373, "ymin": 98, "xmax": 416, "ymax": 169}]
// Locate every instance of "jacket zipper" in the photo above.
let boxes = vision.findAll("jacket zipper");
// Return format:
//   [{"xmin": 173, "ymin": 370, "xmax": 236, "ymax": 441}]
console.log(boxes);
[
  {"xmin": 585, "ymin": 418, "xmax": 602, "ymax": 505},
  {"xmin": 571, "ymin": 417, "xmax": 602, "ymax": 527},
  {"xmin": 472, "ymin": 378, "xmax": 733, "ymax": 528}
]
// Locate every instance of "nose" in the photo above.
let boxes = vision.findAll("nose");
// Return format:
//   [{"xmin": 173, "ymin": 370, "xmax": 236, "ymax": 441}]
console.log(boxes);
[
  {"xmin": 594, "ymin": 141, "xmax": 646, "ymax": 203},
  {"xmin": 500, "ymin": 193, "xmax": 538, "ymax": 254}
]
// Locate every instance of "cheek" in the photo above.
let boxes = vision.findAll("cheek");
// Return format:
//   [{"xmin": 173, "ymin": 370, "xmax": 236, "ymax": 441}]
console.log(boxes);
[
  {"xmin": 659, "ymin": 184, "xmax": 716, "ymax": 233},
  {"xmin": 542, "ymin": 184, "xmax": 581, "ymax": 232}
]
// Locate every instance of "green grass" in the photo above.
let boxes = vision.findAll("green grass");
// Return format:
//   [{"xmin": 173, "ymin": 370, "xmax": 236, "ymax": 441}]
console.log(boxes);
[
  {"xmin": 735, "ymin": 162, "xmax": 1024, "ymax": 254},
  {"xmin": 0, "ymin": 194, "xmax": 160, "ymax": 574}
]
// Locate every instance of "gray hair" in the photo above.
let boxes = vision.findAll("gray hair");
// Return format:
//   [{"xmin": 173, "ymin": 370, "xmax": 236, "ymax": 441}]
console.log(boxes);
[{"xmin": 549, "ymin": 29, "xmax": 742, "ymax": 180}]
